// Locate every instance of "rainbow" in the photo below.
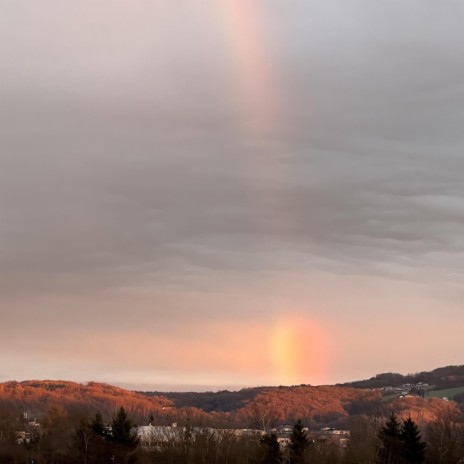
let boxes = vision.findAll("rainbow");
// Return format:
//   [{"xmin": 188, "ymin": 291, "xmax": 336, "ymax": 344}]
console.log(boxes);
[
  {"xmin": 217, "ymin": 2, "xmax": 330, "ymax": 385},
  {"xmin": 271, "ymin": 313, "xmax": 331, "ymax": 385},
  {"xmin": 218, "ymin": 0, "xmax": 280, "ymax": 135}
]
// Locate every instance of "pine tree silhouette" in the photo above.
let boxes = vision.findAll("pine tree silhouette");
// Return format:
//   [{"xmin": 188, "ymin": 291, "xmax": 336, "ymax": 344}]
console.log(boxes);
[
  {"xmin": 401, "ymin": 417, "xmax": 426, "ymax": 464},
  {"xmin": 260, "ymin": 432, "xmax": 282, "ymax": 464},
  {"xmin": 378, "ymin": 413, "xmax": 404, "ymax": 464},
  {"xmin": 111, "ymin": 407, "xmax": 139, "ymax": 447},
  {"xmin": 378, "ymin": 414, "xmax": 427, "ymax": 464},
  {"xmin": 289, "ymin": 419, "xmax": 310, "ymax": 464}
]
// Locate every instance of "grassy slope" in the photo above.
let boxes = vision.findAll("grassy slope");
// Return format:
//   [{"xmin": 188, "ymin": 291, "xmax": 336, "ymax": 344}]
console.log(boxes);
[{"xmin": 427, "ymin": 386, "xmax": 464, "ymax": 400}]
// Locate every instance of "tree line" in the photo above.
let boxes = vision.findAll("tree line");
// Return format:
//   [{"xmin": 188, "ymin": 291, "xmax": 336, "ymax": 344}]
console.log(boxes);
[{"xmin": 0, "ymin": 404, "xmax": 463, "ymax": 463}]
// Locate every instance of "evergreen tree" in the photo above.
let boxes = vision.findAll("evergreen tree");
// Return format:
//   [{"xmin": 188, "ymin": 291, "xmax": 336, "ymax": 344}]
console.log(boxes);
[
  {"xmin": 378, "ymin": 413, "xmax": 404, "ymax": 464},
  {"xmin": 378, "ymin": 414, "xmax": 426, "ymax": 464},
  {"xmin": 401, "ymin": 417, "xmax": 426, "ymax": 464},
  {"xmin": 289, "ymin": 419, "xmax": 310, "ymax": 464},
  {"xmin": 89, "ymin": 411, "xmax": 113, "ymax": 463},
  {"xmin": 260, "ymin": 432, "xmax": 282, "ymax": 464},
  {"xmin": 91, "ymin": 411, "xmax": 106, "ymax": 436},
  {"xmin": 111, "ymin": 407, "xmax": 139, "ymax": 447}
]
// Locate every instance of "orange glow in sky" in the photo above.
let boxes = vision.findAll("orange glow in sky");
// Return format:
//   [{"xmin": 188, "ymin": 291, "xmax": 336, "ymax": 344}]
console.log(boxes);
[{"xmin": 271, "ymin": 314, "xmax": 332, "ymax": 386}]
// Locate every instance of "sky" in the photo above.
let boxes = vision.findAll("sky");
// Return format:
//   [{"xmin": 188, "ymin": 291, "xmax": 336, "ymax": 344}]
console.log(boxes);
[{"xmin": 1, "ymin": 0, "xmax": 464, "ymax": 391}]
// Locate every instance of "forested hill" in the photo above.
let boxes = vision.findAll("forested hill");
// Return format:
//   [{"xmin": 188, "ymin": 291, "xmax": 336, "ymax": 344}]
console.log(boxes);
[
  {"xmin": 141, "ymin": 365, "xmax": 464, "ymax": 412},
  {"xmin": 140, "ymin": 385, "xmax": 456, "ymax": 426},
  {"xmin": 1, "ymin": 365, "xmax": 463, "ymax": 427},
  {"xmin": 0, "ymin": 381, "xmax": 173, "ymax": 422},
  {"xmin": 0, "ymin": 381, "xmax": 383, "ymax": 426},
  {"xmin": 141, "ymin": 387, "xmax": 268, "ymax": 412},
  {"xmin": 339, "ymin": 365, "xmax": 464, "ymax": 390}
]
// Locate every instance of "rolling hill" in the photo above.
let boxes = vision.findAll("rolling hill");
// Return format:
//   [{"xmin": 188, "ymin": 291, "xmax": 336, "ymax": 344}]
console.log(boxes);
[{"xmin": 1, "ymin": 366, "xmax": 462, "ymax": 428}]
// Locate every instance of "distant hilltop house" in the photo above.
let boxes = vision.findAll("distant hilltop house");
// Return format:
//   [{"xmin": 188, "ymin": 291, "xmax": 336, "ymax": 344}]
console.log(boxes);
[{"xmin": 382, "ymin": 382, "xmax": 430, "ymax": 397}]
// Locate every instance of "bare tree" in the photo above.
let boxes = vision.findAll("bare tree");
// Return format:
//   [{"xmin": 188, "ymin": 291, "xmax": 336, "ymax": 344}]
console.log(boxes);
[
  {"xmin": 426, "ymin": 406, "xmax": 464, "ymax": 464},
  {"xmin": 248, "ymin": 401, "xmax": 279, "ymax": 432},
  {"xmin": 73, "ymin": 418, "xmax": 94, "ymax": 464}
]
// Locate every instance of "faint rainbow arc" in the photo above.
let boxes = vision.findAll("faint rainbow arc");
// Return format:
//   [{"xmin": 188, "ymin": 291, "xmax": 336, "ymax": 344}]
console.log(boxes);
[{"xmin": 217, "ymin": 2, "xmax": 332, "ymax": 386}]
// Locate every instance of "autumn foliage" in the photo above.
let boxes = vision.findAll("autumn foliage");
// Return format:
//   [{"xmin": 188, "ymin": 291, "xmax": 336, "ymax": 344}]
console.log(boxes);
[
  {"xmin": 0, "ymin": 380, "xmax": 172, "ymax": 423},
  {"xmin": 0, "ymin": 380, "xmax": 458, "ymax": 430}
]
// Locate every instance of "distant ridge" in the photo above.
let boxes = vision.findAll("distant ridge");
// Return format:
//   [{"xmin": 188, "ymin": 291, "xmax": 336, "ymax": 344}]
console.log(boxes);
[{"xmin": 339, "ymin": 365, "xmax": 464, "ymax": 390}]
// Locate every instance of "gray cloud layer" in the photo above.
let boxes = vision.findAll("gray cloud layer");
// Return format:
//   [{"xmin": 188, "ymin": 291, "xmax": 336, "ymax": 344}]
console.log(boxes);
[{"xmin": 1, "ymin": 0, "xmax": 463, "ymax": 385}]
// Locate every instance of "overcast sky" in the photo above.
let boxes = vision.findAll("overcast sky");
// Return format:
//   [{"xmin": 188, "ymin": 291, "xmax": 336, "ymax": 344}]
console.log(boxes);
[{"xmin": 1, "ymin": 0, "xmax": 463, "ymax": 391}]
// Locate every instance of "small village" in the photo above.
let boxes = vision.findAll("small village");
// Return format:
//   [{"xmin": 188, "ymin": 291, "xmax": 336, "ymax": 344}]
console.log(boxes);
[
  {"xmin": 381, "ymin": 382, "xmax": 430, "ymax": 398},
  {"xmin": 15, "ymin": 416, "xmax": 351, "ymax": 451}
]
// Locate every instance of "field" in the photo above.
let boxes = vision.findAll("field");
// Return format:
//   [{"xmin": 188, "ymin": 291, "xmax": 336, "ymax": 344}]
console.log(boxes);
[{"xmin": 426, "ymin": 386, "xmax": 464, "ymax": 400}]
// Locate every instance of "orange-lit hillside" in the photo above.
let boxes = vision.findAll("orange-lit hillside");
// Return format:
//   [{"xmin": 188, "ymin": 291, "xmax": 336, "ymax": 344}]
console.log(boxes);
[
  {"xmin": 0, "ymin": 381, "xmax": 173, "ymax": 422},
  {"xmin": 0, "ymin": 380, "xmax": 459, "ymax": 427},
  {"xmin": 235, "ymin": 385, "xmax": 382, "ymax": 426},
  {"xmin": 388, "ymin": 396, "xmax": 461, "ymax": 424}
]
